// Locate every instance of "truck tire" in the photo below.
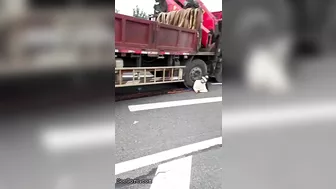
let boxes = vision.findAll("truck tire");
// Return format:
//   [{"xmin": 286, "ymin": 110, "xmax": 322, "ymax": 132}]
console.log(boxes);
[
  {"xmin": 183, "ymin": 59, "xmax": 207, "ymax": 88},
  {"xmin": 215, "ymin": 62, "xmax": 223, "ymax": 83},
  {"xmin": 222, "ymin": 0, "xmax": 293, "ymax": 69}
]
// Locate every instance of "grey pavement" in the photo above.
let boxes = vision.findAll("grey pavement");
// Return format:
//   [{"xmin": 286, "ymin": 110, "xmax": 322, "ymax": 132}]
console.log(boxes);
[
  {"xmin": 115, "ymin": 83, "xmax": 222, "ymax": 188},
  {"xmin": 115, "ymin": 147, "xmax": 222, "ymax": 189},
  {"xmin": 222, "ymin": 56, "xmax": 336, "ymax": 110},
  {"xmin": 190, "ymin": 147, "xmax": 222, "ymax": 189},
  {"xmin": 222, "ymin": 56, "xmax": 336, "ymax": 189},
  {"xmin": 0, "ymin": 55, "xmax": 333, "ymax": 189},
  {"xmin": 116, "ymin": 84, "xmax": 222, "ymax": 163},
  {"xmin": 0, "ymin": 81, "xmax": 115, "ymax": 189},
  {"xmin": 115, "ymin": 56, "xmax": 336, "ymax": 188}
]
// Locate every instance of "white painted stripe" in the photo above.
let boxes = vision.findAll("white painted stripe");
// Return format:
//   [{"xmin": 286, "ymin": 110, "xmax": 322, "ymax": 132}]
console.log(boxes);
[
  {"xmin": 211, "ymin": 83, "xmax": 222, "ymax": 85},
  {"xmin": 115, "ymin": 49, "xmax": 119, "ymax": 53},
  {"xmin": 128, "ymin": 97, "xmax": 222, "ymax": 112},
  {"xmin": 164, "ymin": 52, "xmax": 170, "ymax": 55},
  {"xmin": 41, "ymin": 125, "xmax": 114, "ymax": 153},
  {"xmin": 115, "ymin": 137, "xmax": 221, "ymax": 175},
  {"xmin": 148, "ymin": 52, "xmax": 159, "ymax": 55},
  {"xmin": 141, "ymin": 51, "xmax": 148, "ymax": 54},
  {"xmin": 183, "ymin": 53, "xmax": 190, "ymax": 55},
  {"xmin": 150, "ymin": 156, "xmax": 192, "ymax": 189},
  {"xmin": 128, "ymin": 50, "xmax": 135, "ymax": 53},
  {"xmin": 223, "ymin": 100, "xmax": 336, "ymax": 132}
]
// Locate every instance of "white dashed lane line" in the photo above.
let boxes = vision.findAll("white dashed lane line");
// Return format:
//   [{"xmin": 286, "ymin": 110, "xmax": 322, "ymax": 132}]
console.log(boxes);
[
  {"xmin": 115, "ymin": 137, "xmax": 222, "ymax": 175},
  {"xmin": 128, "ymin": 96, "xmax": 222, "ymax": 112}
]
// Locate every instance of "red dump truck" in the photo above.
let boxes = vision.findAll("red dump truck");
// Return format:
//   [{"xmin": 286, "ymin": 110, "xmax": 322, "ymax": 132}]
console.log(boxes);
[
  {"xmin": 115, "ymin": 0, "xmax": 222, "ymax": 88},
  {"xmin": 116, "ymin": 0, "xmax": 336, "ymax": 90}
]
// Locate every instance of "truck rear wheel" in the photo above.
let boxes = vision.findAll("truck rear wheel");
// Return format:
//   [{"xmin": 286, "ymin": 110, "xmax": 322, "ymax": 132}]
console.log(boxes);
[
  {"xmin": 215, "ymin": 62, "xmax": 222, "ymax": 83},
  {"xmin": 183, "ymin": 59, "xmax": 207, "ymax": 88}
]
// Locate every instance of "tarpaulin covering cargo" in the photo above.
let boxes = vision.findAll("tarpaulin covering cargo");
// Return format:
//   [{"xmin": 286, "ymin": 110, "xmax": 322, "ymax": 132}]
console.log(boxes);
[{"xmin": 156, "ymin": 8, "xmax": 203, "ymax": 30}]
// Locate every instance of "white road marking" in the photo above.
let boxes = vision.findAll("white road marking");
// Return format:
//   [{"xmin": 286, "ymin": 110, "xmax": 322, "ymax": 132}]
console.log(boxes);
[
  {"xmin": 41, "ymin": 125, "xmax": 114, "ymax": 153},
  {"xmin": 128, "ymin": 97, "xmax": 222, "ymax": 112},
  {"xmin": 115, "ymin": 137, "xmax": 222, "ymax": 175},
  {"xmin": 223, "ymin": 100, "xmax": 336, "ymax": 132},
  {"xmin": 211, "ymin": 83, "xmax": 222, "ymax": 85},
  {"xmin": 150, "ymin": 156, "xmax": 192, "ymax": 189}
]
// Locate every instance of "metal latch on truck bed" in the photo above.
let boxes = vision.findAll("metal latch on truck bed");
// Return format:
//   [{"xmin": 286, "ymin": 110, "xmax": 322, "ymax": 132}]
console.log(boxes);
[{"xmin": 115, "ymin": 66, "xmax": 185, "ymax": 87}]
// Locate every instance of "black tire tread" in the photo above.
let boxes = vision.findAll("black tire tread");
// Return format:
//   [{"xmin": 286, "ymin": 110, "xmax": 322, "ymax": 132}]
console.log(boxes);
[{"xmin": 183, "ymin": 59, "xmax": 207, "ymax": 88}]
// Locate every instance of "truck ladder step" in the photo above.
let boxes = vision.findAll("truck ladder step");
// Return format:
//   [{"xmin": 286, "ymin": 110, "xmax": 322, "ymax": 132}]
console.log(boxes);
[{"xmin": 115, "ymin": 66, "xmax": 185, "ymax": 87}]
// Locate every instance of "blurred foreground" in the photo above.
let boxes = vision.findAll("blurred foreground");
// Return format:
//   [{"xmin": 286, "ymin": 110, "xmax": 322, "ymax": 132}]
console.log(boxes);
[
  {"xmin": 223, "ymin": 55, "xmax": 336, "ymax": 189},
  {"xmin": 0, "ymin": 1, "xmax": 114, "ymax": 189}
]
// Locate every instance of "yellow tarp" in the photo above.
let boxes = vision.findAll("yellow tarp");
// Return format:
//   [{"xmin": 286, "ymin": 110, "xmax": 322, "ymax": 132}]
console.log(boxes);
[{"xmin": 156, "ymin": 8, "xmax": 203, "ymax": 30}]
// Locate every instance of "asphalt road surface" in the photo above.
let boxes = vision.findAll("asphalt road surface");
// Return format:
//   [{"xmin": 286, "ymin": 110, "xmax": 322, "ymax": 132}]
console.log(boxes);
[
  {"xmin": 222, "ymin": 56, "xmax": 336, "ymax": 189},
  {"xmin": 115, "ymin": 83, "xmax": 222, "ymax": 189},
  {"xmin": 0, "ymin": 55, "xmax": 335, "ymax": 189},
  {"xmin": 116, "ymin": 55, "xmax": 336, "ymax": 189},
  {"xmin": 0, "ymin": 71, "xmax": 115, "ymax": 189}
]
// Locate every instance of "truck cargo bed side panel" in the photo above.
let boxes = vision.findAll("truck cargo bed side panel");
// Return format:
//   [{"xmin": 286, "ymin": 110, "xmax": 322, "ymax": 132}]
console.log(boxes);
[
  {"xmin": 156, "ymin": 23, "xmax": 197, "ymax": 53},
  {"xmin": 115, "ymin": 14, "xmax": 155, "ymax": 50},
  {"xmin": 115, "ymin": 13, "xmax": 198, "ymax": 54}
]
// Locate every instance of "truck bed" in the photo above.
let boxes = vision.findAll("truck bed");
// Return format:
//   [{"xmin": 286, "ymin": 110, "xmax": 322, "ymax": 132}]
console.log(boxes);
[{"xmin": 115, "ymin": 13, "xmax": 199, "ymax": 55}]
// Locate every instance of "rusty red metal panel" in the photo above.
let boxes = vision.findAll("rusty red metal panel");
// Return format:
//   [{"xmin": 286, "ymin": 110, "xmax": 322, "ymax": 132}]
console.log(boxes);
[
  {"xmin": 115, "ymin": 15, "xmax": 123, "ymax": 44},
  {"xmin": 115, "ymin": 13, "xmax": 155, "ymax": 50},
  {"xmin": 114, "ymin": 13, "xmax": 198, "ymax": 54},
  {"xmin": 156, "ymin": 23, "xmax": 197, "ymax": 52}
]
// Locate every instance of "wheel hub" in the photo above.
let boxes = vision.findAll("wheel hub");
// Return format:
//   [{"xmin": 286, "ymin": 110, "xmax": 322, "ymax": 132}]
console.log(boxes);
[{"xmin": 189, "ymin": 67, "xmax": 202, "ymax": 81}]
